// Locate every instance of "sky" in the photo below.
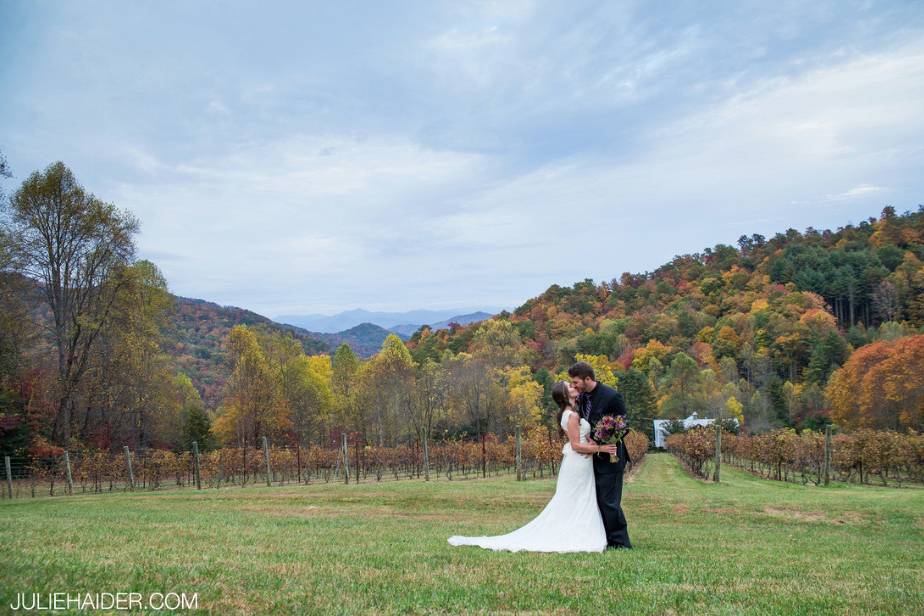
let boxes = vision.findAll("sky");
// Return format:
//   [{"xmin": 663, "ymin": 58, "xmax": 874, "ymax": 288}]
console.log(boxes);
[{"xmin": 1, "ymin": 1, "xmax": 923, "ymax": 318}]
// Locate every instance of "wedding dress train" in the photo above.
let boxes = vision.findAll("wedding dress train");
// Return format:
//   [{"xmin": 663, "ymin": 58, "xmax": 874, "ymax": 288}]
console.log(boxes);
[{"xmin": 447, "ymin": 409, "xmax": 607, "ymax": 553}]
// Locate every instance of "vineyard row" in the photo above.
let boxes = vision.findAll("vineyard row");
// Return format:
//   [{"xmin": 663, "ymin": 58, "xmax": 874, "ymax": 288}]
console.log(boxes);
[{"xmin": 2, "ymin": 430, "xmax": 650, "ymax": 499}]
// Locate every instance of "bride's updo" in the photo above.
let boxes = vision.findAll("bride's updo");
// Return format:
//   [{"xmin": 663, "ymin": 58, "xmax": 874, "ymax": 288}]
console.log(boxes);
[{"xmin": 552, "ymin": 380, "xmax": 572, "ymax": 437}]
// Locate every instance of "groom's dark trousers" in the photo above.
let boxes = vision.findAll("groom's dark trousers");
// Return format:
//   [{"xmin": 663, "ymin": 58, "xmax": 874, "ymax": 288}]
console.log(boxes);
[
  {"xmin": 582, "ymin": 382, "xmax": 633, "ymax": 548},
  {"xmin": 593, "ymin": 454, "xmax": 631, "ymax": 548}
]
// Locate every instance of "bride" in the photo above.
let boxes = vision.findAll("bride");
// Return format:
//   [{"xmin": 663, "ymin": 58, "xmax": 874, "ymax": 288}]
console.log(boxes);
[{"xmin": 447, "ymin": 381, "xmax": 618, "ymax": 553}]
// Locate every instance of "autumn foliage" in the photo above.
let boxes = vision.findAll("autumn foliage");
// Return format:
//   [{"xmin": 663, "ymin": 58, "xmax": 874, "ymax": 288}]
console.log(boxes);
[
  {"xmin": 666, "ymin": 426, "xmax": 924, "ymax": 486},
  {"xmin": 826, "ymin": 334, "xmax": 924, "ymax": 431}
]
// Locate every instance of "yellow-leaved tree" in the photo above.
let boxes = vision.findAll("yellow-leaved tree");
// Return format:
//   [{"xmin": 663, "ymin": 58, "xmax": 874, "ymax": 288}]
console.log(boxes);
[
  {"xmin": 574, "ymin": 353, "xmax": 619, "ymax": 387},
  {"xmin": 360, "ymin": 334, "xmax": 415, "ymax": 448},
  {"xmin": 411, "ymin": 358, "xmax": 448, "ymax": 481},
  {"xmin": 255, "ymin": 329, "xmax": 334, "ymax": 449},
  {"xmin": 212, "ymin": 325, "xmax": 291, "ymax": 447},
  {"xmin": 504, "ymin": 365, "xmax": 543, "ymax": 430}
]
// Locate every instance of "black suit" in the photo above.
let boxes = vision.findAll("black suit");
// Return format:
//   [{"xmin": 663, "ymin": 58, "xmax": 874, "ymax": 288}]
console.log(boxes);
[{"xmin": 580, "ymin": 382, "xmax": 632, "ymax": 548}]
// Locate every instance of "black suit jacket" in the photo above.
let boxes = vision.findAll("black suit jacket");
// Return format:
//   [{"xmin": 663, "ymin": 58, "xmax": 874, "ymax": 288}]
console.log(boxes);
[{"xmin": 581, "ymin": 382, "xmax": 632, "ymax": 470}]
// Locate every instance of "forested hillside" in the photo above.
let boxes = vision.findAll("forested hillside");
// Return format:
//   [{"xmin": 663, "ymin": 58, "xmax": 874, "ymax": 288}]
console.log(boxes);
[
  {"xmin": 166, "ymin": 298, "xmax": 402, "ymax": 405},
  {"xmin": 166, "ymin": 296, "xmax": 328, "ymax": 406},
  {"xmin": 8, "ymin": 280, "xmax": 399, "ymax": 410},
  {"xmin": 408, "ymin": 207, "xmax": 924, "ymax": 433}
]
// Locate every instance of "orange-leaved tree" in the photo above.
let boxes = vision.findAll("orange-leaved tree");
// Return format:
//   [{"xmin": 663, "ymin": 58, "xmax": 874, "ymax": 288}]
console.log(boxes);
[{"xmin": 827, "ymin": 334, "xmax": 924, "ymax": 431}]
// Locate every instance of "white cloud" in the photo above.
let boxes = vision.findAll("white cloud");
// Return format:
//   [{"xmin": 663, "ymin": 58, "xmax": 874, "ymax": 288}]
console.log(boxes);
[
  {"xmin": 207, "ymin": 99, "xmax": 231, "ymax": 117},
  {"xmin": 824, "ymin": 184, "xmax": 887, "ymax": 202},
  {"xmin": 424, "ymin": 26, "xmax": 521, "ymax": 90}
]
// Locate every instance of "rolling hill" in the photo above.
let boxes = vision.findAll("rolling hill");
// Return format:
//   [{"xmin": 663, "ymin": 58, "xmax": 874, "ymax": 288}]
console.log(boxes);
[{"xmin": 166, "ymin": 297, "xmax": 400, "ymax": 405}]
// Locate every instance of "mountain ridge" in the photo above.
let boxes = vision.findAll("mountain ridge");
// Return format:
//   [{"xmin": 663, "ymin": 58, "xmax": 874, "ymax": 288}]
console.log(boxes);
[
  {"xmin": 387, "ymin": 311, "xmax": 494, "ymax": 336},
  {"xmin": 275, "ymin": 306, "xmax": 502, "ymax": 333}
]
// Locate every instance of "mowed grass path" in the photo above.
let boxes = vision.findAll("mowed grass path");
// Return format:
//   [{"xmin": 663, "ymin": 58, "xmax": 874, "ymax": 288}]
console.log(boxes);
[{"xmin": 2, "ymin": 452, "xmax": 922, "ymax": 615}]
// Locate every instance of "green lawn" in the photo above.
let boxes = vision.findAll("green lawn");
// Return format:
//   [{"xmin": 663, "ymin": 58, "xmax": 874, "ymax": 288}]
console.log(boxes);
[{"xmin": 1, "ymin": 452, "xmax": 922, "ymax": 615}]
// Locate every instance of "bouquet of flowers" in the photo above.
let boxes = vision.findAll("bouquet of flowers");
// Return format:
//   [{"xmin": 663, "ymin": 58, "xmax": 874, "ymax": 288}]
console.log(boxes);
[{"xmin": 591, "ymin": 414, "xmax": 630, "ymax": 464}]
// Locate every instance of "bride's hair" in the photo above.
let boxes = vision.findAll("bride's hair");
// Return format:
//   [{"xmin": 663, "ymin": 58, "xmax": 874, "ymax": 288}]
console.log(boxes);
[{"xmin": 552, "ymin": 381, "xmax": 572, "ymax": 438}]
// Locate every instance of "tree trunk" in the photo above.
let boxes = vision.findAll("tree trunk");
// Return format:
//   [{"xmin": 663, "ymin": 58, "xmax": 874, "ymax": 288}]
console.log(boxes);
[{"xmin": 849, "ymin": 291, "xmax": 855, "ymax": 326}]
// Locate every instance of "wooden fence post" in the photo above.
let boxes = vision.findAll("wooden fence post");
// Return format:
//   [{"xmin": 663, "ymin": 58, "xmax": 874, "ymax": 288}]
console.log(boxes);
[
  {"xmin": 123, "ymin": 446, "xmax": 134, "ymax": 491},
  {"xmin": 4, "ymin": 456, "xmax": 12, "ymax": 499},
  {"xmin": 355, "ymin": 435, "xmax": 360, "ymax": 485},
  {"xmin": 192, "ymin": 441, "xmax": 202, "ymax": 490},
  {"xmin": 241, "ymin": 445, "xmax": 247, "ymax": 487},
  {"xmin": 262, "ymin": 436, "xmax": 271, "ymax": 487},
  {"xmin": 712, "ymin": 425, "xmax": 721, "ymax": 483},
  {"xmin": 216, "ymin": 448, "xmax": 223, "ymax": 489},
  {"xmin": 342, "ymin": 433, "xmax": 350, "ymax": 485},
  {"xmin": 515, "ymin": 427, "xmax": 522, "ymax": 481},
  {"xmin": 823, "ymin": 424, "xmax": 832, "ymax": 486},
  {"xmin": 423, "ymin": 434, "xmax": 430, "ymax": 482},
  {"xmin": 64, "ymin": 451, "xmax": 74, "ymax": 495},
  {"xmin": 296, "ymin": 441, "xmax": 301, "ymax": 484}
]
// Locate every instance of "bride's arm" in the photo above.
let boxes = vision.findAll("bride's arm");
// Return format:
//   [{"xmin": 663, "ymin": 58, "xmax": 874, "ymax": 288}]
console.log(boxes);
[{"xmin": 566, "ymin": 413, "xmax": 600, "ymax": 455}]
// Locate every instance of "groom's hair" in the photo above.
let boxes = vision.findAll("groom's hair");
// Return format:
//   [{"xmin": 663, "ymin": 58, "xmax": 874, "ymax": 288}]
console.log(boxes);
[{"xmin": 568, "ymin": 361, "xmax": 595, "ymax": 381}]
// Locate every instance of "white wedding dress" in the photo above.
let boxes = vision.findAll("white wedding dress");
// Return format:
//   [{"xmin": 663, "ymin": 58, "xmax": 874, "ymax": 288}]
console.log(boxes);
[{"xmin": 447, "ymin": 408, "xmax": 607, "ymax": 552}]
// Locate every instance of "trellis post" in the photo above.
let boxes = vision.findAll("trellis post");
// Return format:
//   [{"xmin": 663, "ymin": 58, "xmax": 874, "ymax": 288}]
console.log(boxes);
[
  {"xmin": 712, "ymin": 425, "xmax": 721, "ymax": 483},
  {"xmin": 823, "ymin": 424, "xmax": 832, "ymax": 486},
  {"xmin": 515, "ymin": 427, "xmax": 522, "ymax": 481},
  {"xmin": 64, "ymin": 451, "xmax": 74, "ymax": 495},
  {"xmin": 4, "ymin": 456, "xmax": 12, "ymax": 498},
  {"xmin": 123, "ymin": 446, "xmax": 134, "ymax": 491},
  {"xmin": 192, "ymin": 441, "xmax": 202, "ymax": 490},
  {"xmin": 341, "ymin": 433, "xmax": 350, "ymax": 485},
  {"xmin": 262, "ymin": 436, "xmax": 271, "ymax": 487},
  {"xmin": 296, "ymin": 441, "xmax": 301, "ymax": 484}
]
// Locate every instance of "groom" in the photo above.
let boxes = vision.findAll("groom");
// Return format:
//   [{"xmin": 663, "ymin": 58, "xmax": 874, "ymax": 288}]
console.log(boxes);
[{"xmin": 569, "ymin": 361, "xmax": 633, "ymax": 550}]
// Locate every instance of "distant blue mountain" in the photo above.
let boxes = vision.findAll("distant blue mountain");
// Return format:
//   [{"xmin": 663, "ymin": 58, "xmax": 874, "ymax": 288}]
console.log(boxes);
[
  {"xmin": 274, "ymin": 307, "xmax": 501, "ymax": 334},
  {"xmin": 387, "ymin": 323, "xmax": 427, "ymax": 337},
  {"xmin": 388, "ymin": 311, "xmax": 494, "ymax": 336}
]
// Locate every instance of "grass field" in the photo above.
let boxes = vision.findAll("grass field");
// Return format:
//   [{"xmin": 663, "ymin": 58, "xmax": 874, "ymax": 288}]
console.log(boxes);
[{"xmin": 1, "ymin": 452, "xmax": 922, "ymax": 615}]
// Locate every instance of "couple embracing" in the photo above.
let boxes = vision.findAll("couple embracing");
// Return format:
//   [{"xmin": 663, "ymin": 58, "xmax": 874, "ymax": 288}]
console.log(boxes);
[{"xmin": 448, "ymin": 361, "xmax": 633, "ymax": 553}]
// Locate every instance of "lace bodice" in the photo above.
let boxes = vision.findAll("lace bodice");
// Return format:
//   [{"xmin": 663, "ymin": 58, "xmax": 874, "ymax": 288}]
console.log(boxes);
[{"xmin": 561, "ymin": 409, "xmax": 591, "ymax": 444}]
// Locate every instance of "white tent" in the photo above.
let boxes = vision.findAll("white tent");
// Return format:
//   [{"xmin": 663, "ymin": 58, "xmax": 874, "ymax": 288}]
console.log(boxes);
[{"xmin": 652, "ymin": 413, "xmax": 739, "ymax": 448}]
